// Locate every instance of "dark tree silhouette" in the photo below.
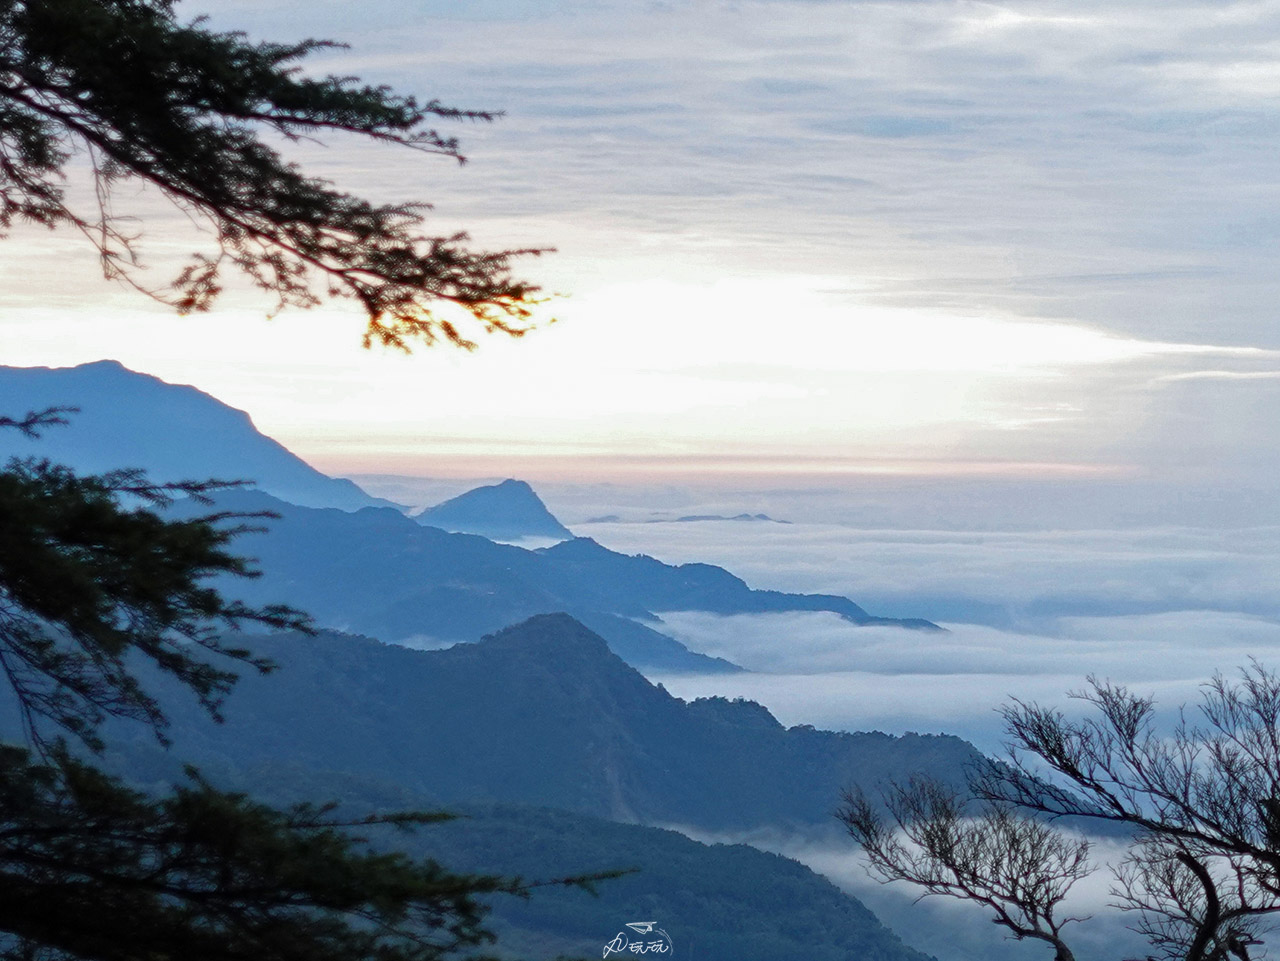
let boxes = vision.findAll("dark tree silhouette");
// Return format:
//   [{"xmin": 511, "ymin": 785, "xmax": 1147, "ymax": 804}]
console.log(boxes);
[
  {"xmin": 0, "ymin": 411, "xmax": 616, "ymax": 961},
  {"xmin": 0, "ymin": 421, "xmax": 308, "ymax": 752},
  {"xmin": 0, "ymin": 6, "xmax": 614, "ymax": 960},
  {"xmin": 0, "ymin": 0, "xmax": 547, "ymax": 349},
  {"xmin": 839, "ymin": 666, "xmax": 1280, "ymax": 961},
  {"xmin": 0, "ymin": 746, "xmax": 532, "ymax": 961},
  {"xmin": 840, "ymin": 777, "xmax": 1089, "ymax": 961}
]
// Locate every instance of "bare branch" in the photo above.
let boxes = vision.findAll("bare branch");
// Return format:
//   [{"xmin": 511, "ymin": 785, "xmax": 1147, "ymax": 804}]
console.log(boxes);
[
  {"xmin": 846, "ymin": 666, "xmax": 1280, "ymax": 960},
  {"xmin": 839, "ymin": 777, "xmax": 1089, "ymax": 961}
]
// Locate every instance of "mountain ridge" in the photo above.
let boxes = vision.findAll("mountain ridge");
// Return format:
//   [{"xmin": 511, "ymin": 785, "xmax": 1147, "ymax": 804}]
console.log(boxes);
[
  {"xmin": 110, "ymin": 739, "xmax": 936, "ymax": 961},
  {"xmin": 416, "ymin": 478, "xmax": 573, "ymax": 542},
  {"xmin": 108, "ymin": 613, "xmax": 980, "ymax": 835},
  {"xmin": 0, "ymin": 360, "xmax": 397, "ymax": 511},
  {"xmin": 164, "ymin": 487, "xmax": 938, "ymax": 674}
]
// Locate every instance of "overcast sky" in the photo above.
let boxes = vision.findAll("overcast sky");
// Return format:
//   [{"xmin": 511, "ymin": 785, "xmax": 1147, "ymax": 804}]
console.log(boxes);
[{"xmin": 2, "ymin": 0, "xmax": 1279, "ymax": 500}]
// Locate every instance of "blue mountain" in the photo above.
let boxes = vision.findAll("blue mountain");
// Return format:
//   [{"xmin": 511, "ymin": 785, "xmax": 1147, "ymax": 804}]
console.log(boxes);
[
  {"xmin": 4, "ymin": 360, "xmax": 939, "ymax": 671},
  {"xmin": 416, "ymin": 477, "xmax": 573, "ymax": 541},
  {"xmin": 98, "ymin": 613, "xmax": 944, "ymax": 961},
  {"xmin": 110, "ymin": 613, "xmax": 979, "ymax": 835},
  {"xmin": 0, "ymin": 360, "xmax": 396, "ymax": 511},
  {"xmin": 165, "ymin": 488, "xmax": 938, "ymax": 673}
]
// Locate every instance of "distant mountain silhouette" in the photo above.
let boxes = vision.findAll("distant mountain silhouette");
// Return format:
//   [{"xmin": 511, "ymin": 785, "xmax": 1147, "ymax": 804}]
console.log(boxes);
[
  {"xmin": 3, "ymin": 360, "xmax": 938, "ymax": 668},
  {"xmin": 416, "ymin": 478, "xmax": 573, "ymax": 541},
  {"xmin": 0, "ymin": 360, "xmax": 396, "ymax": 511},
  {"xmin": 588, "ymin": 512, "xmax": 792, "ymax": 524},
  {"xmin": 109, "ymin": 614, "xmax": 981, "ymax": 835},
  {"xmin": 534, "ymin": 534, "xmax": 937, "ymax": 627},
  {"xmin": 98, "ymin": 618, "xmax": 943, "ymax": 961},
  {"xmin": 179, "ymin": 489, "xmax": 740, "ymax": 672},
  {"xmin": 164, "ymin": 488, "xmax": 937, "ymax": 672},
  {"xmin": 671, "ymin": 512, "xmax": 791, "ymax": 523}
]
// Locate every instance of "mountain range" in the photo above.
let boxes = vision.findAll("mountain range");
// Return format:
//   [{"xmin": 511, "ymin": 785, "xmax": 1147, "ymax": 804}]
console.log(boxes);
[
  {"xmin": 89, "ymin": 613, "xmax": 975, "ymax": 959},
  {"xmin": 165, "ymin": 486, "xmax": 938, "ymax": 674},
  {"xmin": 0, "ymin": 360, "xmax": 396, "ymax": 511},
  {"xmin": 26, "ymin": 611, "xmax": 950, "ymax": 961},
  {"xmin": 109, "ymin": 614, "xmax": 981, "ymax": 836},
  {"xmin": 2, "ymin": 361, "xmax": 937, "ymax": 674},
  {"xmin": 2, "ymin": 359, "xmax": 965, "ymax": 958}
]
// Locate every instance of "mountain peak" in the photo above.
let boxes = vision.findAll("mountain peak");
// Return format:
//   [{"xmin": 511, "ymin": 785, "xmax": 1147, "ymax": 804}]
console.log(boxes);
[
  {"xmin": 133, "ymin": 617, "xmax": 984, "ymax": 838},
  {"xmin": 479, "ymin": 613, "xmax": 619, "ymax": 663},
  {"xmin": 416, "ymin": 478, "xmax": 572, "ymax": 543},
  {"xmin": 537, "ymin": 536, "xmax": 626, "ymax": 563},
  {"xmin": 0, "ymin": 361, "xmax": 396, "ymax": 512}
]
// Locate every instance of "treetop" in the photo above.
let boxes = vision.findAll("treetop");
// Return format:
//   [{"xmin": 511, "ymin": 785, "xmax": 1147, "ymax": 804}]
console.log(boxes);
[{"xmin": 0, "ymin": 0, "xmax": 549, "ymax": 349}]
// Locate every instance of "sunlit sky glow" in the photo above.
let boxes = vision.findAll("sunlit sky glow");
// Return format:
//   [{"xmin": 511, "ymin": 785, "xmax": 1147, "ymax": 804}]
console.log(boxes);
[{"xmin": 3, "ymin": 0, "xmax": 1280, "ymax": 492}]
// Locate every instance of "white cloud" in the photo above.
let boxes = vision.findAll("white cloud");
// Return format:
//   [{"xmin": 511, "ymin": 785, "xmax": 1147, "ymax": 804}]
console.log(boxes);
[
  {"xmin": 577, "ymin": 517, "xmax": 1280, "ymax": 623},
  {"xmin": 645, "ymin": 609, "xmax": 1280, "ymax": 751}
]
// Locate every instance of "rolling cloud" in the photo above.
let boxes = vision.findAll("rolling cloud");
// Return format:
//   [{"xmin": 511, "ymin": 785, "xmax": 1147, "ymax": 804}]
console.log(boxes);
[{"xmin": 647, "ymin": 610, "xmax": 1280, "ymax": 750}]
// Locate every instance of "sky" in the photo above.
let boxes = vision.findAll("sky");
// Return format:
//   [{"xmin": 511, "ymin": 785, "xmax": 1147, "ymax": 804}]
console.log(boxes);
[
  {"xmin": 3, "ymin": 0, "xmax": 1280, "ymax": 502},
  {"xmin": 4, "ymin": 12, "xmax": 1278, "ymax": 954}
]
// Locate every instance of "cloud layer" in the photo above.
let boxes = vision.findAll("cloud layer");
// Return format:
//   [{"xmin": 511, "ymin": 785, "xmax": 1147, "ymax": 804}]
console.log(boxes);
[
  {"xmin": 646, "ymin": 609, "xmax": 1280, "ymax": 750},
  {"xmin": 580, "ymin": 515, "xmax": 1280, "ymax": 623},
  {"xmin": 561, "ymin": 505, "xmax": 1280, "ymax": 754}
]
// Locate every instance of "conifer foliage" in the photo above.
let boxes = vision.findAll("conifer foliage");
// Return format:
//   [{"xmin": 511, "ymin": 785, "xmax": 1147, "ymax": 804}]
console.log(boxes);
[
  {"xmin": 0, "ymin": 6, "xmax": 592, "ymax": 958},
  {"xmin": 0, "ymin": 408, "xmax": 308, "ymax": 751},
  {"xmin": 0, "ymin": 0, "xmax": 546, "ymax": 349},
  {"xmin": 0, "ymin": 746, "xmax": 517, "ymax": 961},
  {"xmin": 0, "ymin": 411, "xmax": 591, "ymax": 961}
]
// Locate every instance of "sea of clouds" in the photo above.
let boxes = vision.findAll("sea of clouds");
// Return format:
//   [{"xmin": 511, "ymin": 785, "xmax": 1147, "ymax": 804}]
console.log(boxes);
[
  {"xmin": 668, "ymin": 820, "xmax": 1148, "ymax": 961},
  {"xmin": 566, "ymin": 508, "xmax": 1280, "ymax": 753},
  {"xmin": 359, "ymin": 474, "xmax": 1280, "ymax": 753},
  {"xmin": 357, "ymin": 473, "xmax": 1280, "ymax": 957},
  {"xmin": 646, "ymin": 608, "xmax": 1280, "ymax": 753},
  {"xmin": 580, "ymin": 515, "xmax": 1280, "ymax": 626}
]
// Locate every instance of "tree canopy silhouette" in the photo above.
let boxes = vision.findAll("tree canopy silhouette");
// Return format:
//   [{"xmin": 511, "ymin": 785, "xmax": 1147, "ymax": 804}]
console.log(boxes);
[
  {"xmin": 0, "ymin": 410, "xmax": 618, "ymax": 961},
  {"xmin": 840, "ymin": 666, "xmax": 1280, "ymax": 961},
  {"xmin": 0, "ymin": 0, "xmax": 546, "ymax": 349},
  {"xmin": 0, "ymin": 6, "xmax": 611, "ymax": 960},
  {"xmin": 0, "ymin": 745, "xmax": 532, "ymax": 961}
]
